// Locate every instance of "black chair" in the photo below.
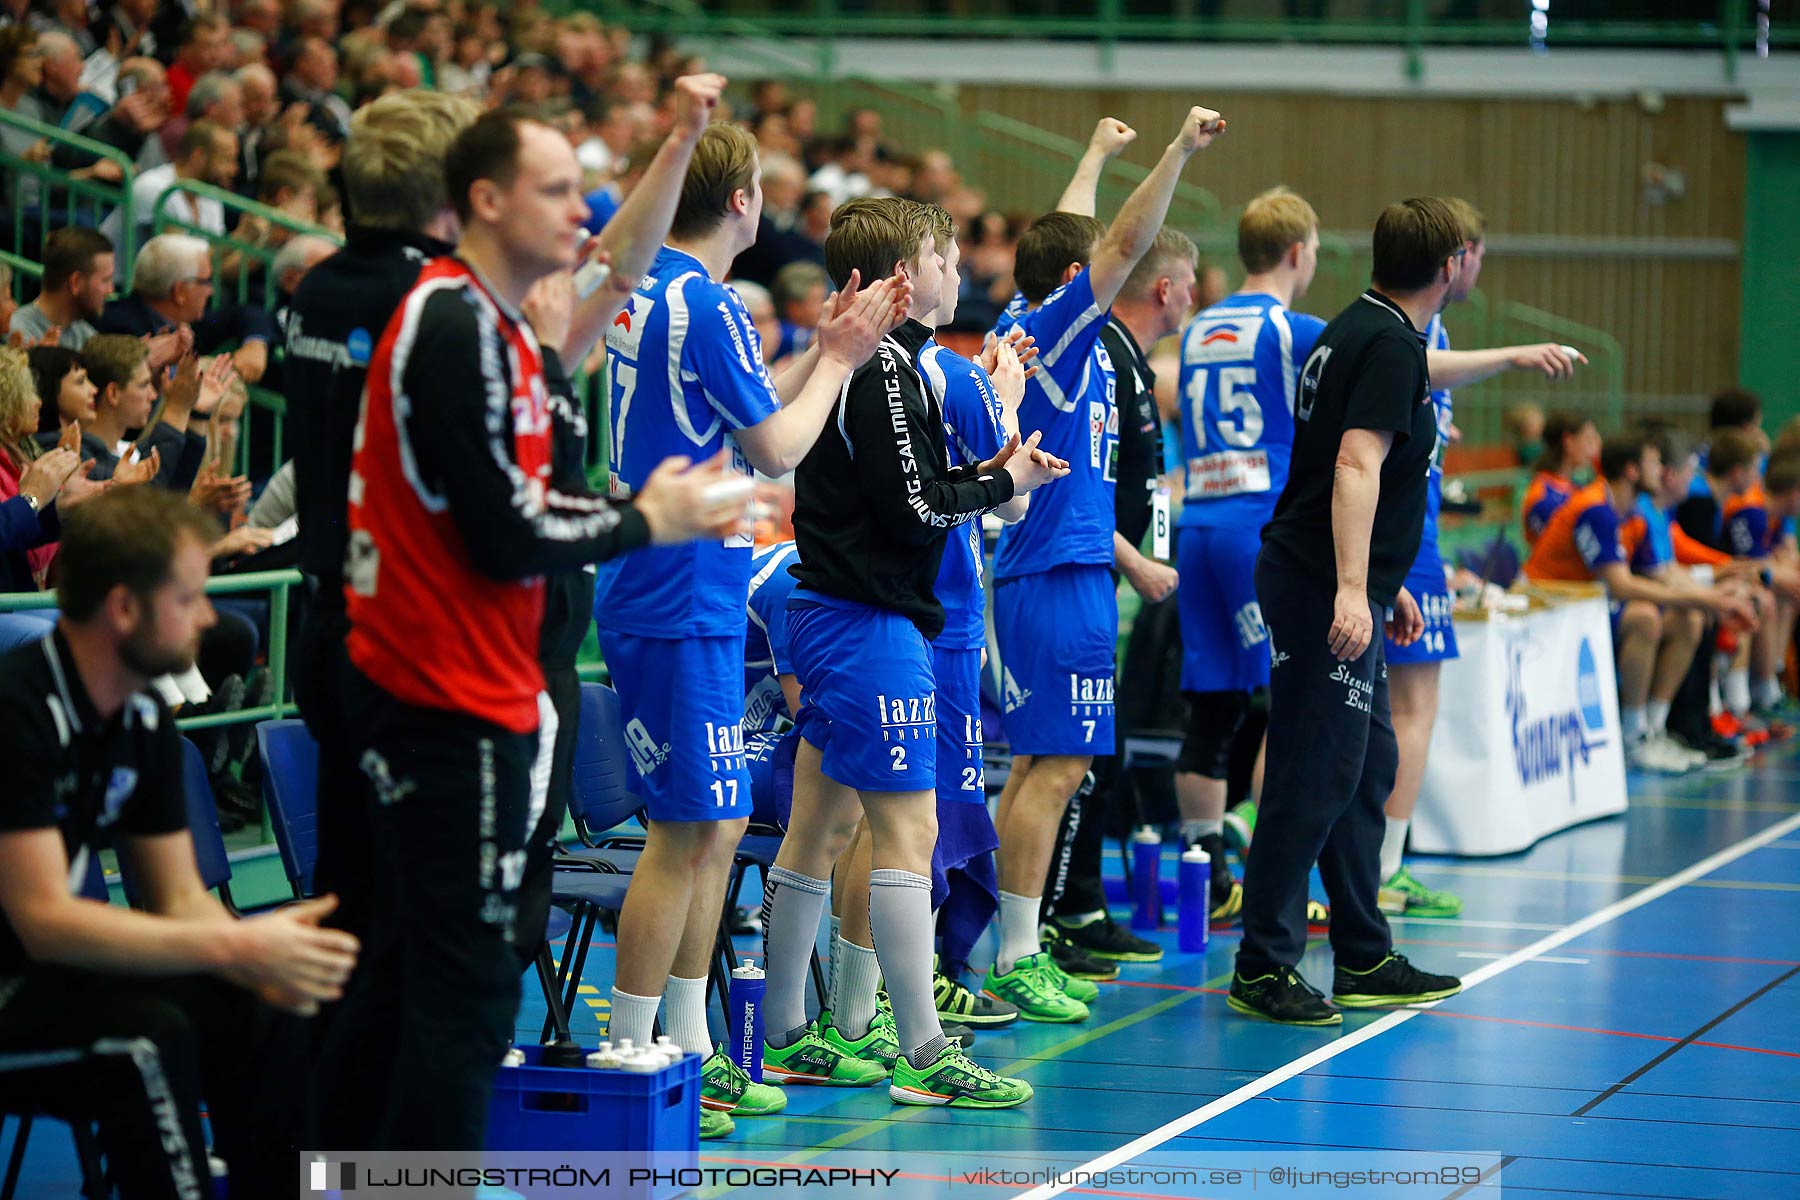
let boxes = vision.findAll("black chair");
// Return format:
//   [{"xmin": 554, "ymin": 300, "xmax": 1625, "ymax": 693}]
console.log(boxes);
[{"xmin": 0, "ymin": 860, "xmax": 112, "ymax": 1200}]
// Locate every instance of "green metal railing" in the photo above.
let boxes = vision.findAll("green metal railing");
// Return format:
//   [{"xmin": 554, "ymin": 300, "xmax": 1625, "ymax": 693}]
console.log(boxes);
[
  {"xmin": 0, "ymin": 108, "xmax": 137, "ymax": 275},
  {"xmin": 149, "ymin": 180, "xmax": 342, "ymax": 314},
  {"xmin": 572, "ymin": 0, "xmax": 1790, "ymax": 82},
  {"xmin": 0, "ymin": 568, "xmax": 299, "ymax": 733},
  {"xmin": 0, "ymin": 248, "xmax": 43, "ymax": 299}
]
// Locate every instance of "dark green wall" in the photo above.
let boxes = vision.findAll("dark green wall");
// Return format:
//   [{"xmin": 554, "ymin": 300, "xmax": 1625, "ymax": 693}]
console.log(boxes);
[{"xmin": 1742, "ymin": 131, "xmax": 1800, "ymax": 428}]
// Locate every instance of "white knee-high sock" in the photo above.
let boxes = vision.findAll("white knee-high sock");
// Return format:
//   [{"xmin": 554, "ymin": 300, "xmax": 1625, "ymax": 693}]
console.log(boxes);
[
  {"xmin": 761, "ymin": 866, "xmax": 830, "ymax": 1046},
  {"xmin": 1379, "ymin": 817, "xmax": 1408, "ymax": 883},
  {"xmin": 607, "ymin": 987, "xmax": 660, "ymax": 1048},
  {"xmin": 832, "ymin": 937, "xmax": 881, "ymax": 1039},
  {"xmin": 869, "ymin": 869, "xmax": 944, "ymax": 1065},
  {"xmin": 996, "ymin": 890, "xmax": 1042, "ymax": 974}
]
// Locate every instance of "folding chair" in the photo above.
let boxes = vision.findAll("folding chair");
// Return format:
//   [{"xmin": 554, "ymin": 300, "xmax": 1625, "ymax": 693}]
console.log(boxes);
[
  {"xmin": 253, "ymin": 720, "xmax": 319, "ymax": 900},
  {"xmin": 120, "ymin": 739, "xmax": 239, "ymax": 914}
]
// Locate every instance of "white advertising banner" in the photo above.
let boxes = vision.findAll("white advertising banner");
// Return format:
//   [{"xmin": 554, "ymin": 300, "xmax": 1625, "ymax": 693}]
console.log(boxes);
[{"xmin": 1411, "ymin": 597, "xmax": 1628, "ymax": 857}]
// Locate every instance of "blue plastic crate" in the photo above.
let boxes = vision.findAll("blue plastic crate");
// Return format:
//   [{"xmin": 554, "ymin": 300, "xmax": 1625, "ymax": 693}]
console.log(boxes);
[{"xmin": 488, "ymin": 1046, "xmax": 699, "ymax": 1200}]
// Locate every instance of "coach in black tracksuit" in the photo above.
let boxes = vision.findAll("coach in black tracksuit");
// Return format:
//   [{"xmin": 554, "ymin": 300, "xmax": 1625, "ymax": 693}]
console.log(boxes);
[{"xmin": 1229, "ymin": 199, "xmax": 1468, "ymax": 1027}]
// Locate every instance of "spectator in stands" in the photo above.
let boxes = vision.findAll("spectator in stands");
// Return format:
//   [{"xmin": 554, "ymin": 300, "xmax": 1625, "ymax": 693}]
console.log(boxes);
[
  {"xmin": 0, "ymin": 26, "xmax": 51, "ymax": 171},
  {"xmin": 281, "ymin": 37, "xmax": 351, "ymax": 140},
  {"xmin": 913, "ymin": 148, "xmax": 958, "ymax": 205},
  {"xmin": 228, "ymin": 27, "xmax": 268, "ymax": 71},
  {"xmin": 728, "ymin": 279, "xmax": 783, "ymax": 367},
  {"xmin": 771, "ymin": 260, "xmax": 828, "ymax": 361},
  {"xmin": 23, "ymin": 29, "xmax": 79, "ymax": 125},
  {"xmin": 101, "ymin": 0, "xmax": 162, "ymax": 62},
  {"xmin": 165, "ymin": 14, "xmax": 231, "ymax": 117},
  {"xmin": 29, "ymin": 0, "xmax": 97, "ymax": 57},
  {"xmin": 230, "ymin": 63, "xmax": 278, "ymax": 186},
  {"xmin": 1507, "ymin": 401, "xmax": 1547, "ymax": 467},
  {"xmin": 77, "ymin": 333, "xmax": 156, "ymax": 477},
  {"xmin": 1521, "ymin": 410, "xmax": 1598, "ymax": 547},
  {"xmin": 438, "ymin": 24, "xmax": 493, "ymax": 96},
  {"xmin": 575, "ymin": 97, "xmax": 635, "ymax": 180},
  {"xmin": 52, "ymin": 57, "xmax": 172, "ymax": 176},
  {"xmin": 0, "ymin": 262, "xmax": 15, "ymax": 335},
  {"xmin": 169, "ymin": 70, "xmax": 247, "ymax": 155},
  {"xmin": 105, "ymin": 120, "xmax": 236, "ymax": 248},
  {"xmin": 7, "ymin": 227, "xmax": 114, "ymax": 351},
  {"xmin": 730, "ymin": 152, "xmax": 820, "ymax": 286},
  {"xmin": 27, "ymin": 345, "xmax": 97, "ymax": 445},
  {"xmin": 807, "ymin": 135, "xmax": 873, "ymax": 206},
  {"xmin": 98, "ymin": 233, "xmax": 277, "ymax": 386},
  {"xmin": 0, "ymin": 343, "xmax": 103, "ymax": 595}
]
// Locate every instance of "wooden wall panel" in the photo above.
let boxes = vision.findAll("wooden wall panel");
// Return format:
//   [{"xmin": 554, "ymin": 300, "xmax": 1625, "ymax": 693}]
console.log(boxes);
[{"xmin": 947, "ymin": 87, "xmax": 1745, "ymax": 427}]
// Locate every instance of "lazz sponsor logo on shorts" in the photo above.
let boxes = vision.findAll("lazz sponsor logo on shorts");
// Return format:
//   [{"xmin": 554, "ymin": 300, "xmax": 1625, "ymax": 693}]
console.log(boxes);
[
  {"xmin": 1329, "ymin": 663, "xmax": 1373, "ymax": 714},
  {"xmin": 623, "ymin": 717, "xmax": 672, "ymax": 778}
]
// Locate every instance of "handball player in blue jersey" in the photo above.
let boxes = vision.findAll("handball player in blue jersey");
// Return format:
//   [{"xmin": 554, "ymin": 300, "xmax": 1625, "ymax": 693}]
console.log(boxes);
[
  {"xmin": 1379, "ymin": 198, "xmax": 1585, "ymax": 918},
  {"xmin": 593, "ymin": 121, "xmax": 905, "ymax": 1138},
  {"xmin": 988, "ymin": 107, "xmax": 1226, "ymax": 1021},
  {"xmin": 1175, "ymin": 186, "xmax": 1325, "ymax": 925},
  {"xmin": 759, "ymin": 197, "xmax": 1065, "ymax": 1108}
]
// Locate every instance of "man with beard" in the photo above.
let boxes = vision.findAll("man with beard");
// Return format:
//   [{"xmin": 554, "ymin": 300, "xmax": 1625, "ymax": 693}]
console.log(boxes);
[{"xmin": 0, "ymin": 488, "xmax": 360, "ymax": 1199}]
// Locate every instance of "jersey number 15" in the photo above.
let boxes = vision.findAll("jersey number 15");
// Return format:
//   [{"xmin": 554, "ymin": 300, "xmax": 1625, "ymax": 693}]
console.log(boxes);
[{"xmin": 1186, "ymin": 366, "xmax": 1262, "ymax": 449}]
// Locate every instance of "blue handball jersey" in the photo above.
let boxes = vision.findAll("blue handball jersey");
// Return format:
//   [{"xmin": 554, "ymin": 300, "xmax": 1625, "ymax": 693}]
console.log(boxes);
[
  {"xmin": 1419, "ymin": 315, "xmax": 1453, "ymax": 550},
  {"xmin": 919, "ymin": 341, "xmax": 1008, "ymax": 651},
  {"xmin": 1176, "ymin": 292, "xmax": 1325, "ymax": 531},
  {"xmin": 991, "ymin": 269, "xmax": 1117, "ymax": 579},
  {"xmin": 593, "ymin": 246, "xmax": 782, "ymax": 637},
  {"xmin": 744, "ymin": 540, "xmax": 801, "ymax": 734}
]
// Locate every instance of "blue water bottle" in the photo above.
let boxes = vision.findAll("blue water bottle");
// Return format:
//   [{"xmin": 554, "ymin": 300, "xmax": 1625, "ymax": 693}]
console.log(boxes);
[
  {"xmin": 1178, "ymin": 845, "xmax": 1210, "ymax": 953},
  {"xmin": 730, "ymin": 961, "xmax": 766, "ymax": 1082},
  {"xmin": 1131, "ymin": 827, "xmax": 1163, "ymax": 932}
]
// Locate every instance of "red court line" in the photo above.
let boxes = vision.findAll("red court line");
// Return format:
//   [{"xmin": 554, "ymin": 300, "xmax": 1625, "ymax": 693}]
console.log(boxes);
[
  {"xmin": 1105, "ymin": 979, "xmax": 1229, "ymax": 996},
  {"xmin": 1423, "ymin": 1008, "xmax": 1800, "ymax": 1059}
]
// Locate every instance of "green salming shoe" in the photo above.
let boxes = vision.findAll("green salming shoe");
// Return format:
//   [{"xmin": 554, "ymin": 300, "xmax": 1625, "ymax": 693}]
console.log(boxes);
[
  {"xmin": 982, "ymin": 952, "xmax": 1089, "ymax": 1023},
  {"xmin": 1038, "ymin": 949, "xmax": 1100, "ymax": 1003},
  {"xmin": 701, "ymin": 1047, "xmax": 787, "ymax": 1116},
  {"xmin": 761, "ymin": 1024, "xmax": 888, "ymax": 1087},
  {"xmin": 1377, "ymin": 866, "xmax": 1463, "ymax": 918},
  {"xmin": 820, "ymin": 1008, "xmax": 899, "ymax": 1072},
  {"xmin": 1223, "ymin": 800, "xmax": 1257, "ymax": 856},
  {"xmin": 933, "ymin": 972, "xmax": 1019, "ymax": 1027},
  {"xmin": 700, "ymin": 1106, "xmax": 735, "ymax": 1140},
  {"xmin": 890, "ymin": 1044, "xmax": 1033, "ymax": 1109}
]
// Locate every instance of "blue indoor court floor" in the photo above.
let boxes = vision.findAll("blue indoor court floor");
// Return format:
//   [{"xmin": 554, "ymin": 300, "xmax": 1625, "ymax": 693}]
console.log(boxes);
[{"xmin": 8, "ymin": 752, "xmax": 1799, "ymax": 1198}]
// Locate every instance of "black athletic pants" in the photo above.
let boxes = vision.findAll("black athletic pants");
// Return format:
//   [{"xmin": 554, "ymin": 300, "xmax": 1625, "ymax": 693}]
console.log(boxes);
[
  {"xmin": 317, "ymin": 670, "xmax": 541, "ymax": 1154},
  {"xmin": 292, "ymin": 588, "xmax": 371, "ymax": 944},
  {"xmin": 1237, "ymin": 551, "xmax": 1395, "ymax": 976},
  {"xmin": 0, "ymin": 970, "xmax": 307, "ymax": 1199}
]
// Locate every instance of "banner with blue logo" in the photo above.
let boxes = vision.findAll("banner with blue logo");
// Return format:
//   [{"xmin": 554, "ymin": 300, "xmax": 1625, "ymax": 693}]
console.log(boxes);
[{"xmin": 1413, "ymin": 596, "xmax": 1628, "ymax": 856}]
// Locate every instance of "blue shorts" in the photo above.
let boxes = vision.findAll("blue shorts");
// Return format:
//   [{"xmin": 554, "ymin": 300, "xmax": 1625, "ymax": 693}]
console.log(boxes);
[
  {"xmin": 1177, "ymin": 524, "xmax": 1270, "ymax": 693},
  {"xmin": 595, "ymin": 631, "xmax": 753, "ymax": 822},
  {"xmin": 1385, "ymin": 545, "xmax": 1459, "ymax": 665},
  {"xmin": 933, "ymin": 646, "xmax": 986, "ymax": 804},
  {"xmin": 994, "ymin": 565, "xmax": 1118, "ymax": 756},
  {"xmin": 787, "ymin": 594, "xmax": 936, "ymax": 794},
  {"xmin": 745, "ymin": 728, "xmax": 797, "ymax": 829}
]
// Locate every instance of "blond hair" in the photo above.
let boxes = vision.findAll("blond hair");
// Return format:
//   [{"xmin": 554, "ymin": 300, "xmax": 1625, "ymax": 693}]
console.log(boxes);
[
  {"xmin": 1445, "ymin": 196, "xmax": 1488, "ymax": 245},
  {"xmin": 0, "ymin": 347, "xmax": 40, "ymax": 467},
  {"xmin": 1120, "ymin": 227, "xmax": 1198, "ymax": 303},
  {"xmin": 344, "ymin": 88, "xmax": 482, "ymax": 232},
  {"xmin": 824, "ymin": 197, "xmax": 933, "ymax": 292},
  {"xmin": 1238, "ymin": 186, "xmax": 1318, "ymax": 275},
  {"xmin": 671, "ymin": 123, "xmax": 759, "ymax": 240}
]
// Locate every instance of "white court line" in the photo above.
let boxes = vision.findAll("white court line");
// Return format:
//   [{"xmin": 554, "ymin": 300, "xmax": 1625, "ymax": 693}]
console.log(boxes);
[
  {"xmin": 1455, "ymin": 952, "xmax": 1589, "ymax": 965},
  {"xmin": 1393, "ymin": 916, "xmax": 1567, "ymax": 933},
  {"xmin": 1013, "ymin": 809, "xmax": 1800, "ymax": 1200}
]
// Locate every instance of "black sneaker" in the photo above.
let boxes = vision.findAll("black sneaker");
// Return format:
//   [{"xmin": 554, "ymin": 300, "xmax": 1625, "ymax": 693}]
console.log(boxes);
[
  {"xmin": 1199, "ymin": 834, "xmax": 1244, "ymax": 926},
  {"xmin": 1670, "ymin": 728, "xmax": 1749, "ymax": 772},
  {"xmin": 943, "ymin": 1022, "xmax": 976, "ymax": 1046},
  {"xmin": 1332, "ymin": 953, "xmax": 1462, "ymax": 1008},
  {"xmin": 1043, "ymin": 913, "xmax": 1164, "ymax": 963},
  {"xmin": 1227, "ymin": 967, "xmax": 1342, "ymax": 1026},
  {"xmin": 226, "ymin": 666, "xmax": 273, "ymax": 772},
  {"xmin": 1044, "ymin": 927, "xmax": 1119, "ymax": 980}
]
